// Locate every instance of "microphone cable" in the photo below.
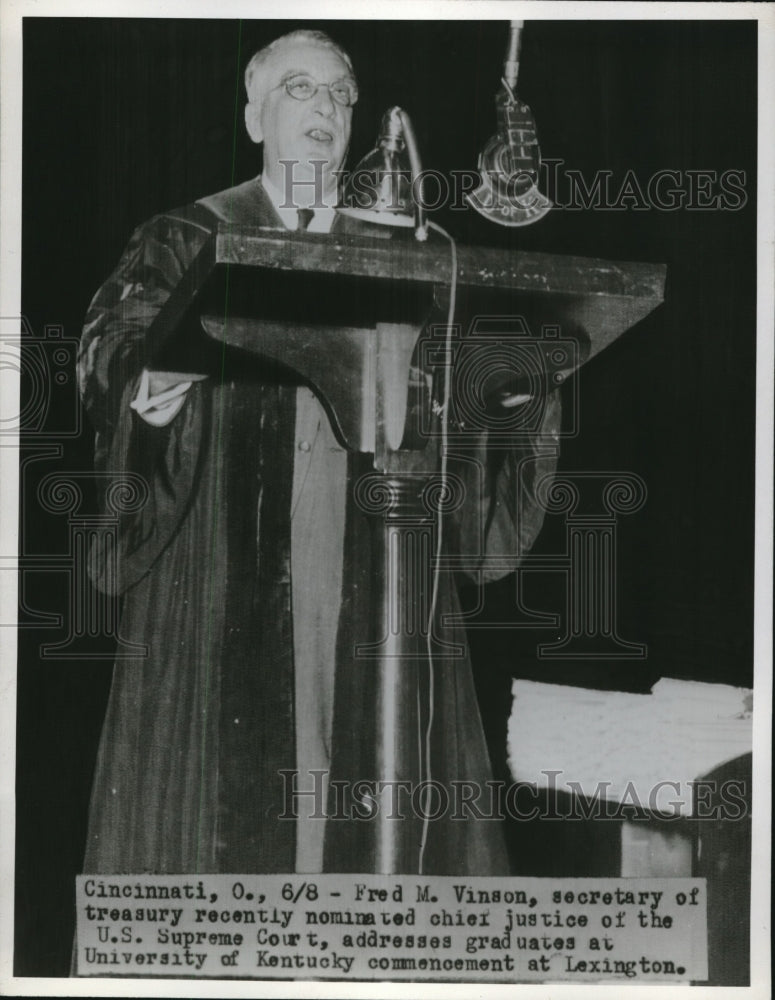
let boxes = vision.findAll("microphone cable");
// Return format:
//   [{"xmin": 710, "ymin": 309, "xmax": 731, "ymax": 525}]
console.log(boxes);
[{"xmin": 418, "ymin": 219, "xmax": 458, "ymax": 874}]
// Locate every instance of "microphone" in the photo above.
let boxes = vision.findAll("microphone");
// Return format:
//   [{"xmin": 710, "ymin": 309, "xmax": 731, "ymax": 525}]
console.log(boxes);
[
  {"xmin": 339, "ymin": 106, "xmax": 428, "ymax": 241},
  {"xmin": 467, "ymin": 20, "xmax": 552, "ymax": 227}
]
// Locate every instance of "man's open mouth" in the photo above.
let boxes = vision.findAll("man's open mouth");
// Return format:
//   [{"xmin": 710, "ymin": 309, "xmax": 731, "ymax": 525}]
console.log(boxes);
[{"xmin": 306, "ymin": 127, "xmax": 334, "ymax": 142}]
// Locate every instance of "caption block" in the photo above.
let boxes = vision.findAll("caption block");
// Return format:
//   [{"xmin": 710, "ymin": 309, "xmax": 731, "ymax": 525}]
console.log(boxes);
[{"xmin": 76, "ymin": 874, "xmax": 707, "ymax": 982}]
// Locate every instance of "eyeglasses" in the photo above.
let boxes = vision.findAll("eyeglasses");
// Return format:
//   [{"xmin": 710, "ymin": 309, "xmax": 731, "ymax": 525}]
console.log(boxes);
[{"xmin": 276, "ymin": 73, "xmax": 359, "ymax": 108}]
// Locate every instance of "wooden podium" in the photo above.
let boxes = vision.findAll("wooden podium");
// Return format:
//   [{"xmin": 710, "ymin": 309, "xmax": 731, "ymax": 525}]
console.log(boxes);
[{"xmin": 196, "ymin": 224, "xmax": 666, "ymax": 875}]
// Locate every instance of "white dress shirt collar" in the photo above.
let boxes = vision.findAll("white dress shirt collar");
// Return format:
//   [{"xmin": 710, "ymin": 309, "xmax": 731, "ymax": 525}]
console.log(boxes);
[{"xmin": 260, "ymin": 173, "xmax": 336, "ymax": 234}]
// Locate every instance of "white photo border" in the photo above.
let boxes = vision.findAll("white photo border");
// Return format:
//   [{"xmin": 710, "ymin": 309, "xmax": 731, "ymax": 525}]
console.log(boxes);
[{"xmin": 1, "ymin": 3, "xmax": 772, "ymax": 998}]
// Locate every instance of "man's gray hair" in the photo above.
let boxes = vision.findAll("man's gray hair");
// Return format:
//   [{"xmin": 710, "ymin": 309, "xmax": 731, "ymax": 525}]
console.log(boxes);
[{"xmin": 244, "ymin": 30, "xmax": 354, "ymax": 104}]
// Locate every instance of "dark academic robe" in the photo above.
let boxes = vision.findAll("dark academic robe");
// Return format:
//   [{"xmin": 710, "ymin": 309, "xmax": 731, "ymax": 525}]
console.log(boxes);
[{"xmin": 78, "ymin": 177, "xmax": 559, "ymax": 876}]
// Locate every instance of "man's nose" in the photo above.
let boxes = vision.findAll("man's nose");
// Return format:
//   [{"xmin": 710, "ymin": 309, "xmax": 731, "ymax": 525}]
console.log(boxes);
[{"xmin": 311, "ymin": 84, "xmax": 336, "ymax": 116}]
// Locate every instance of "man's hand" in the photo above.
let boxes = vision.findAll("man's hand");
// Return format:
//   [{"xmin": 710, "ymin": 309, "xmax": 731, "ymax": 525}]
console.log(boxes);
[
  {"xmin": 130, "ymin": 368, "xmax": 207, "ymax": 426},
  {"xmin": 498, "ymin": 389, "xmax": 533, "ymax": 408}
]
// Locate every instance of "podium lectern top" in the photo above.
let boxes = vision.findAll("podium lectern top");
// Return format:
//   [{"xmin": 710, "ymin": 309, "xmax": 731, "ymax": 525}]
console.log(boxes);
[{"xmin": 215, "ymin": 225, "xmax": 666, "ymax": 362}]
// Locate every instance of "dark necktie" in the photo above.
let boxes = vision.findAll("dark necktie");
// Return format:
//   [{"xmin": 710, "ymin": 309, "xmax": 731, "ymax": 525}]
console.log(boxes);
[{"xmin": 297, "ymin": 208, "xmax": 315, "ymax": 231}]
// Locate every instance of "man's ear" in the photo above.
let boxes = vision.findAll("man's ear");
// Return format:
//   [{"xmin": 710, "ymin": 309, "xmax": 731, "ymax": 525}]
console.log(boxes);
[{"xmin": 244, "ymin": 102, "xmax": 263, "ymax": 144}]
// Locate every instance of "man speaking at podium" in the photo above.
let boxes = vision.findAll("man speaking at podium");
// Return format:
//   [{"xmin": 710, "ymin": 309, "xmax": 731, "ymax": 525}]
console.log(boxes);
[{"xmin": 77, "ymin": 29, "xmax": 557, "ymax": 878}]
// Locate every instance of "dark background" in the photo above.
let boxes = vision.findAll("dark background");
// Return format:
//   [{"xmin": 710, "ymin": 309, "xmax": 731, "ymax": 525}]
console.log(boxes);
[{"xmin": 17, "ymin": 19, "xmax": 756, "ymax": 976}]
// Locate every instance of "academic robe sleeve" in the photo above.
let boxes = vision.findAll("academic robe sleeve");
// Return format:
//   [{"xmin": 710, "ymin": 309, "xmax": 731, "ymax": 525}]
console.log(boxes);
[
  {"xmin": 450, "ymin": 388, "xmax": 562, "ymax": 584},
  {"xmin": 77, "ymin": 208, "xmax": 216, "ymax": 596}
]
